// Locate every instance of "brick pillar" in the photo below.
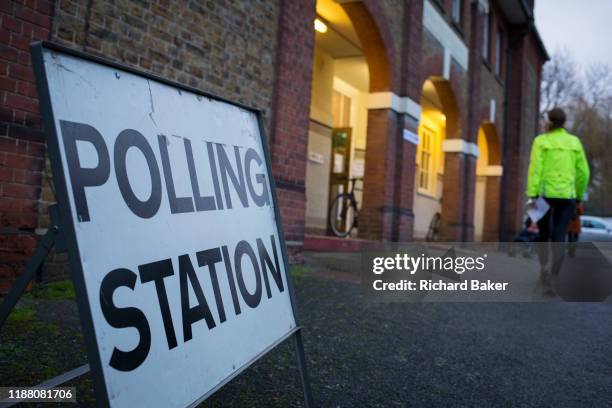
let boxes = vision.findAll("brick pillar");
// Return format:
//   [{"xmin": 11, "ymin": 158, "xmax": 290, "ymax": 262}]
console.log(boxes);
[
  {"xmin": 346, "ymin": 0, "xmax": 420, "ymax": 243},
  {"xmin": 399, "ymin": 0, "xmax": 423, "ymax": 101},
  {"xmin": 392, "ymin": 0, "xmax": 423, "ymax": 242},
  {"xmin": 269, "ymin": 0, "xmax": 315, "ymax": 263},
  {"xmin": 359, "ymin": 108, "xmax": 400, "ymax": 241},
  {"xmin": 462, "ymin": 155, "xmax": 477, "ymax": 241},
  {"xmin": 360, "ymin": 108, "xmax": 419, "ymax": 242},
  {"xmin": 394, "ymin": 114, "xmax": 418, "ymax": 241},
  {"xmin": 500, "ymin": 38, "xmax": 526, "ymax": 241},
  {"xmin": 462, "ymin": 1, "xmax": 488, "ymax": 243},
  {"xmin": 0, "ymin": 0, "xmax": 53, "ymax": 294},
  {"xmin": 482, "ymin": 173, "xmax": 502, "ymax": 242},
  {"xmin": 439, "ymin": 151, "xmax": 467, "ymax": 241}
]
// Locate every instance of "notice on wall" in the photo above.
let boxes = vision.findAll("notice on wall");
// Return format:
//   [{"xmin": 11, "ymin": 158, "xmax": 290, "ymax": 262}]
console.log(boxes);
[
  {"xmin": 403, "ymin": 128, "xmax": 419, "ymax": 145},
  {"xmin": 352, "ymin": 160, "xmax": 365, "ymax": 178},
  {"xmin": 308, "ymin": 151, "xmax": 325, "ymax": 164},
  {"xmin": 32, "ymin": 43, "xmax": 296, "ymax": 408}
]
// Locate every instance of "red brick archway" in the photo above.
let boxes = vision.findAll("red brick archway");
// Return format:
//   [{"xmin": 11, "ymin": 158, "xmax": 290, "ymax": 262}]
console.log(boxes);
[
  {"xmin": 419, "ymin": 75, "xmax": 476, "ymax": 241},
  {"xmin": 426, "ymin": 77, "xmax": 461, "ymax": 140},
  {"xmin": 339, "ymin": 1, "xmax": 406, "ymax": 242},
  {"xmin": 412, "ymin": 76, "xmax": 462, "ymax": 241},
  {"xmin": 341, "ymin": 1, "xmax": 397, "ymax": 93}
]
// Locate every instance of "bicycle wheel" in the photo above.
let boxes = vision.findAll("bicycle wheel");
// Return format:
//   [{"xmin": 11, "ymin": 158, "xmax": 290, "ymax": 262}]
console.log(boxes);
[
  {"xmin": 328, "ymin": 193, "xmax": 357, "ymax": 238},
  {"xmin": 426, "ymin": 212, "xmax": 441, "ymax": 242}
]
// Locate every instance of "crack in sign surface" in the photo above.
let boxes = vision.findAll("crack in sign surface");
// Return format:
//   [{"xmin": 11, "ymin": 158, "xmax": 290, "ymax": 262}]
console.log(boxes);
[{"xmin": 147, "ymin": 80, "xmax": 157, "ymax": 127}]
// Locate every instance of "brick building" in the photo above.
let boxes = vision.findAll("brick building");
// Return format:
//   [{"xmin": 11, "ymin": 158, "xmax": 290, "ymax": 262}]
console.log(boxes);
[{"xmin": 0, "ymin": 0, "xmax": 547, "ymax": 292}]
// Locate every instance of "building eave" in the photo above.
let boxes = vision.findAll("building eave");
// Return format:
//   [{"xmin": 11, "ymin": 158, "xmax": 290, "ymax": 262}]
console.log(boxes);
[{"xmin": 497, "ymin": 0, "xmax": 550, "ymax": 61}]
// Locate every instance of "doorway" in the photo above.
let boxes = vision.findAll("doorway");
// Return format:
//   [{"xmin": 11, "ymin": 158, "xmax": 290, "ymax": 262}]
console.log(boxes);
[{"xmin": 304, "ymin": 0, "xmax": 370, "ymax": 236}]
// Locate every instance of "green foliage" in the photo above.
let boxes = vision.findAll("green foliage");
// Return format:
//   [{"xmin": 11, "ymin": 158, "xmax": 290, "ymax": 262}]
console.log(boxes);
[
  {"xmin": 33, "ymin": 280, "xmax": 76, "ymax": 301},
  {"xmin": 290, "ymin": 265, "xmax": 310, "ymax": 278},
  {"xmin": 7, "ymin": 305, "xmax": 36, "ymax": 323}
]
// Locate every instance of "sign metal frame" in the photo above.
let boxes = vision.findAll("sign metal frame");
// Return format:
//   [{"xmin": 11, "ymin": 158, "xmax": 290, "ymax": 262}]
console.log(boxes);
[{"xmin": 28, "ymin": 41, "xmax": 313, "ymax": 407}]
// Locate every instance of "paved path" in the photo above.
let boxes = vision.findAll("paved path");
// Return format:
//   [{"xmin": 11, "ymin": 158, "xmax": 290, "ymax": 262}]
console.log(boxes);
[{"xmin": 205, "ymin": 252, "xmax": 612, "ymax": 407}]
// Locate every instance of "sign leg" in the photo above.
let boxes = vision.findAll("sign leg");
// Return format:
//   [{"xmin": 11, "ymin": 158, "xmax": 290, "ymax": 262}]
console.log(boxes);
[
  {"xmin": 293, "ymin": 328, "xmax": 314, "ymax": 407},
  {"xmin": 0, "ymin": 226, "xmax": 59, "ymax": 329}
]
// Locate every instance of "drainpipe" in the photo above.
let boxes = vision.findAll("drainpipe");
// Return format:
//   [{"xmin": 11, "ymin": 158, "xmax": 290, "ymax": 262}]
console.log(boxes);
[{"xmin": 499, "ymin": 0, "xmax": 534, "ymax": 241}]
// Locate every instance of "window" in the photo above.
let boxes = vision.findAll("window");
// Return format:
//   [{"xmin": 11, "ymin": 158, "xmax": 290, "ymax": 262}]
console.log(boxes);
[
  {"xmin": 482, "ymin": 13, "xmax": 490, "ymax": 61},
  {"xmin": 417, "ymin": 125, "xmax": 436, "ymax": 194},
  {"xmin": 494, "ymin": 28, "xmax": 503, "ymax": 76},
  {"xmin": 452, "ymin": 0, "xmax": 462, "ymax": 25},
  {"xmin": 582, "ymin": 219, "xmax": 607, "ymax": 230}
]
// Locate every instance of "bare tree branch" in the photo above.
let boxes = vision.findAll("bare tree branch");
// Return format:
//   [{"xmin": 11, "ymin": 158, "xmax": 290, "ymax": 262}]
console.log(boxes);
[
  {"xmin": 540, "ymin": 49, "xmax": 580, "ymax": 125},
  {"xmin": 540, "ymin": 50, "xmax": 612, "ymax": 214}
]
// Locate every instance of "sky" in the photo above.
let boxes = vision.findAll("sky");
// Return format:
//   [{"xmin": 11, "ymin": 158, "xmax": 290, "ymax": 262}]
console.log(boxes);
[{"xmin": 535, "ymin": 0, "xmax": 612, "ymax": 70}]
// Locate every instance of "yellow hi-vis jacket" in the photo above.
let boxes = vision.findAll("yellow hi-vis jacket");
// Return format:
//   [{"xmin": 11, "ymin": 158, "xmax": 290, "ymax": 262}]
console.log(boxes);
[{"xmin": 526, "ymin": 127, "xmax": 590, "ymax": 199}]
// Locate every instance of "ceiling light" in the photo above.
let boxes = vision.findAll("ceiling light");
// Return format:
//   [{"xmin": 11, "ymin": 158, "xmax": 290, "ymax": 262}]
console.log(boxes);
[{"xmin": 314, "ymin": 18, "xmax": 328, "ymax": 33}]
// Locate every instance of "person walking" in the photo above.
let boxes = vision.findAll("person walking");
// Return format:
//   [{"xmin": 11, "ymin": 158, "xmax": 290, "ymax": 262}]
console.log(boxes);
[{"xmin": 526, "ymin": 108, "xmax": 590, "ymax": 295}]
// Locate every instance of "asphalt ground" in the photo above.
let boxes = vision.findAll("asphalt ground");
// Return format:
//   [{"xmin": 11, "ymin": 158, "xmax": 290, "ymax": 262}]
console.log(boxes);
[
  {"xmin": 208, "ymin": 256, "xmax": 612, "ymax": 407},
  {"xmin": 0, "ymin": 252, "xmax": 611, "ymax": 407}
]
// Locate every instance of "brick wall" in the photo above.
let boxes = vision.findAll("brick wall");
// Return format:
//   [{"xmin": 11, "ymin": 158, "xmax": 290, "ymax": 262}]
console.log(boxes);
[
  {"xmin": 482, "ymin": 175, "xmax": 501, "ymax": 241},
  {"xmin": 52, "ymin": 0, "xmax": 280, "ymax": 128},
  {"xmin": 479, "ymin": 2, "xmax": 507, "ymax": 130},
  {"xmin": 419, "ymin": 28, "xmax": 444, "ymax": 87},
  {"xmin": 400, "ymin": 0, "xmax": 423, "ymax": 100},
  {"xmin": 359, "ymin": 109, "xmax": 399, "ymax": 240},
  {"xmin": 0, "ymin": 0, "xmax": 53, "ymax": 293},
  {"xmin": 1, "ymin": 0, "xmax": 287, "ymax": 292},
  {"xmin": 269, "ymin": 0, "xmax": 315, "ymax": 263},
  {"xmin": 370, "ymin": 0, "xmax": 403, "ymax": 92}
]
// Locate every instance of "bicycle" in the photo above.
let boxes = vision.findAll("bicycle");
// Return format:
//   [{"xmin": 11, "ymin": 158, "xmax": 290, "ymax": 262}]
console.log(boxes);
[
  {"xmin": 328, "ymin": 177, "xmax": 362, "ymax": 238},
  {"xmin": 426, "ymin": 212, "xmax": 441, "ymax": 241}
]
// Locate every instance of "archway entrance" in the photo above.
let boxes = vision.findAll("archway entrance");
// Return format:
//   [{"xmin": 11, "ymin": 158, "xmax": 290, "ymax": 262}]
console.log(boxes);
[
  {"xmin": 412, "ymin": 77, "xmax": 460, "ymax": 239},
  {"xmin": 474, "ymin": 122, "xmax": 502, "ymax": 241},
  {"xmin": 304, "ymin": 0, "xmax": 389, "ymax": 238}
]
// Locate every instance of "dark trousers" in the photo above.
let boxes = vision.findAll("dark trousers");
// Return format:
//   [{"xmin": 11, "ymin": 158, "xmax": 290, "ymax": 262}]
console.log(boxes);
[{"xmin": 537, "ymin": 198, "xmax": 576, "ymax": 275}]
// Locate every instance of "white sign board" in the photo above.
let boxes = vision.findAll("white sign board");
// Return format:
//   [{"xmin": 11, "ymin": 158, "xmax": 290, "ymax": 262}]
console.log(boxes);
[{"xmin": 33, "ymin": 44, "xmax": 297, "ymax": 407}]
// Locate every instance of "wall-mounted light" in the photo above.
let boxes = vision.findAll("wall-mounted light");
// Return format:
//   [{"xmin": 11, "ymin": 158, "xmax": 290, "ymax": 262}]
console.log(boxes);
[{"xmin": 314, "ymin": 18, "xmax": 328, "ymax": 33}]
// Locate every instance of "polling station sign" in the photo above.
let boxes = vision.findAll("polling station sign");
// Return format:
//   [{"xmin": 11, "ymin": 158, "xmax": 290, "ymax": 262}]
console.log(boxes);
[{"xmin": 31, "ymin": 42, "xmax": 300, "ymax": 407}]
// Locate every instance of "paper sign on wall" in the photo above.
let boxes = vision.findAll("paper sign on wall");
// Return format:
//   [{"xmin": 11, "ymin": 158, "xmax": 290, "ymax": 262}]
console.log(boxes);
[{"xmin": 403, "ymin": 128, "xmax": 419, "ymax": 145}]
